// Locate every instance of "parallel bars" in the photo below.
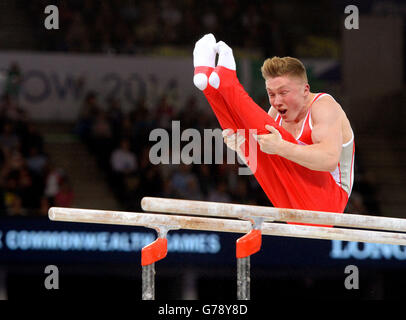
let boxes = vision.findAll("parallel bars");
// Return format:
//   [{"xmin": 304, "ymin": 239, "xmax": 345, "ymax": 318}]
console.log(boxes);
[{"xmin": 48, "ymin": 198, "xmax": 406, "ymax": 300}]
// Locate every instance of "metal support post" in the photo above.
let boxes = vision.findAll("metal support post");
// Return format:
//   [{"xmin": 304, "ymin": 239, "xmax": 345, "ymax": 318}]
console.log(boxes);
[
  {"xmin": 236, "ymin": 217, "xmax": 264, "ymax": 300},
  {"xmin": 141, "ymin": 225, "xmax": 177, "ymax": 300}
]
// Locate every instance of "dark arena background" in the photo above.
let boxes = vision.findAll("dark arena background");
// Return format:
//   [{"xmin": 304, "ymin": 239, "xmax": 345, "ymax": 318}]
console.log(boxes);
[{"xmin": 0, "ymin": 0, "xmax": 406, "ymax": 303}]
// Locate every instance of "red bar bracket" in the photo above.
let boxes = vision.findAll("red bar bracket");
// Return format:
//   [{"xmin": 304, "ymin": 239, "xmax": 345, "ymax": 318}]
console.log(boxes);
[
  {"xmin": 141, "ymin": 238, "xmax": 168, "ymax": 266},
  {"xmin": 236, "ymin": 229, "xmax": 262, "ymax": 258}
]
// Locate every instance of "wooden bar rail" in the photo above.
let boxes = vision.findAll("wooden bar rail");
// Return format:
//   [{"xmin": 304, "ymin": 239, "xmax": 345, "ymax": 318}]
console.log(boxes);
[
  {"xmin": 141, "ymin": 197, "xmax": 406, "ymax": 232},
  {"xmin": 48, "ymin": 207, "xmax": 406, "ymax": 245}
]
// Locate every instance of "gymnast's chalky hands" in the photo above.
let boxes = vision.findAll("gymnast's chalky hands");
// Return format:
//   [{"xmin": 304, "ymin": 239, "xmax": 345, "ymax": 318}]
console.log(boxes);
[
  {"xmin": 222, "ymin": 129, "xmax": 245, "ymax": 152},
  {"xmin": 256, "ymin": 125, "xmax": 283, "ymax": 155}
]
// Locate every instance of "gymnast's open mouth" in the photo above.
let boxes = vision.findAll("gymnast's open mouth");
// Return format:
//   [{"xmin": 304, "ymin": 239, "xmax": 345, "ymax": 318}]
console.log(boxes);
[{"xmin": 279, "ymin": 109, "xmax": 287, "ymax": 115}]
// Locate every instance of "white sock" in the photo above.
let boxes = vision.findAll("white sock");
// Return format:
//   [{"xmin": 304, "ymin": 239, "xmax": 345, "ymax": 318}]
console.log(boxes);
[
  {"xmin": 208, "ymin": 41, "xmax": 236, "ymax": 89},
  {"xmin": 193, "ymin": 33, "xmax": 217, "ymax": 68},
  {"xmin": 216, "ymin": 41, "xmax": 236, "ymax": 70},
  {"xmin": 193, "ymin": 34, "xmax": 217, "ymax": 90}
]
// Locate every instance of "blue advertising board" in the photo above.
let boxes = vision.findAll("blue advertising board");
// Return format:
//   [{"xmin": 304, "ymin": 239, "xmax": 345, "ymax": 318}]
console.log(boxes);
[{"xmin": 0, "ymin": 217, "xmax": 406, "ymax": 270}]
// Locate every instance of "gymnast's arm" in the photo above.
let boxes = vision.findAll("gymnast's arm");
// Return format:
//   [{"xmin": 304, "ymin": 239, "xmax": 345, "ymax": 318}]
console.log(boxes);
[{"xmin": 259, "ymin": 98, "xmax": 342, "ymax": 172}]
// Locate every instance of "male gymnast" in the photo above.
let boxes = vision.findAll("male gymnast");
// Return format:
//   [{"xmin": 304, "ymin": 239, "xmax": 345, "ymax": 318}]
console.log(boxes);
[{"xmin": 193, "ymin": 34, "xmax": 355, "ymax": 224}]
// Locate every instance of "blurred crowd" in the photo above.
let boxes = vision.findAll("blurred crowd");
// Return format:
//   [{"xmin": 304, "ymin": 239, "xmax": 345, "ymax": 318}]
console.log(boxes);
[
  {"xmin": 26, "ymin": 0, "xmax": 339, "ymax": 58},
  {"xmin": 0, "ymin": 64, "xmax": 73, "ymax": 217}
]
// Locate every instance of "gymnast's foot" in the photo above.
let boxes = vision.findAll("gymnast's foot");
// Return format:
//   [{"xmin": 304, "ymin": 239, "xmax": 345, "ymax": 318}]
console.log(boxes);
[
  {"xmin": 208, "ymin": 41, "xmax": 237, "ymax": 89},
  {"xmin": 193, "ymin": 33, "xmax": 217, "ymax": 91}
]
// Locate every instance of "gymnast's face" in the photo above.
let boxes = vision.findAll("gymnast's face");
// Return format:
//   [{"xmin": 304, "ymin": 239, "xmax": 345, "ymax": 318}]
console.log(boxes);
[{"xmin": 265, "ymin": 75, "xmax": 310, "ymax": 123}]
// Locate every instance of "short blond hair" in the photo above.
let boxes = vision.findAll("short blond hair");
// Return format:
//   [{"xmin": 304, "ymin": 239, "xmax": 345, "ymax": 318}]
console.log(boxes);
[{"xmin": 261, "ymin": 56, "xmax": 308, "ymax": 83}]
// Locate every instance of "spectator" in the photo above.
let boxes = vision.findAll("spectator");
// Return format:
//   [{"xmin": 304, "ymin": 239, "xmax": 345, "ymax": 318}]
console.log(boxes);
[
  {"xmin": 19, "ymin": 166, "xmax": 37, "ymax": 209},
  {"xmin": 110, "ymin": 139, "xmax": 137, "ymax": 174},
  {"xmin": 170, "ymin": 163, "xmax": 200, "ymax": 199},
  {"xmin": 76, "ymin": 91, "xmax": 100, "ymax": 143},
  {"xmin": 207, "ymin": 181, "xmax": 231, "ymax": 203},
  {"xmin": 184, "ymin": 177, "xmax": 203, "ymax": 201},
  {"xmin": 8, "ymin": 150, "xmax": 25, "ymax": 172},
  {"xmin": 38, "ymin": 196, "xmax": 51, "ymax": 216},
  {"xmin": 0, "ymin": 123, "xmax": 20, "ymax": 151},
  {"xmin": 91, "ymin": 110, "xmax": 113, "ymax": 167},
  {"xmin": 154, "ymin": 96, "xmax": 174, "ymax": 131},
  {"xmin": 160, "ymin": 179, "xmax": 175, "ymax": 198},
  {"xmin": 44, "ymin": 163, "xmax": 64, "ymax": 206},
  {"xmin": 196, "ymin": 164, "xmax": 213, "ymax": 198},
  {"xmin": 109, "ymin": 138, "xmax": 138, "ymax": 203},
  {"xmin": 6, "ymin": 195, "xmax": 27, "ymax": 216},
  {"xmin": 54, "ymin": 177, "xmax": 74, "ymax": 207},
  {"xmin": 3, "ymin": 173, "xmax": 20, "ymax": 214},
  {"xmin": 26, "ymin": 146, "xmax": 48, "ymax": 176},
  {"xmin": 118, "ymin": 115, "xmax": 133, "ymax": 142},
  {"xmin": 107, "ymin": 97, "xmax": 124, "ymax": 139},
  {"xmin": 3, "ymin": 62, "xmax": 22, "ymax": 103},
  {"xmin": 66, "ymin": 13, "xmax": 91, "ymax": 52},
  {"xmin": 0, "ymin": 94, "xmax": 22, "ymax": 123},
  {"xmin": 20, "ymin": 123, "xmax": 44, "ymax": 156}
]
